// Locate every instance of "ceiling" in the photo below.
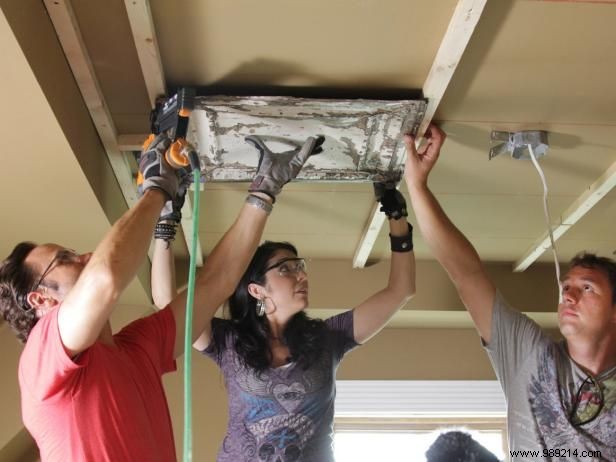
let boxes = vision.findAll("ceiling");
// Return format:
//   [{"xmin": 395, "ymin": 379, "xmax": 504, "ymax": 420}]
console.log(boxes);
[
  {"xmin": 1, "ymin": 0, "xmax": 614, "ymax": 454},
  {"xmin": 152, "ymin": 1, "xmax": 613, "ymax": 264},
  {"xmin": 1, "ymin": 0, "xmax": 615, "ymax": 311}
]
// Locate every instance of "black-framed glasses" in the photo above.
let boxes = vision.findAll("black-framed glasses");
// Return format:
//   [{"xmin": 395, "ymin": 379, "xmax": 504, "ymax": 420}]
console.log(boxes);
[
  {"xmin": 31, "ymin": 249, "xmax": 79, "ymax": 293},
  {"xmin": 262, "ymin": 257, "xmax": 307, "ymax": 278},
  {"xmin": 569, "ymin": 374, "xmax": 604, "ymax": 427},
  {"xmin": 21, "ymin": 250, "xmax": 74, "ymax": 312}
]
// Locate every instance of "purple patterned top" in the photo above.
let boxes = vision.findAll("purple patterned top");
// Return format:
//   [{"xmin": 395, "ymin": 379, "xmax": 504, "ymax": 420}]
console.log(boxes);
[{"xmin": 202, "ymin": 310, "xmax": 357, "ymax": 462}]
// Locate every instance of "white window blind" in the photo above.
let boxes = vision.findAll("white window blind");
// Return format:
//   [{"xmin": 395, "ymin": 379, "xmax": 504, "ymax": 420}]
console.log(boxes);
[{"xmin": 335, "ymin": 380, "xmax": 506, "ymax": 418}]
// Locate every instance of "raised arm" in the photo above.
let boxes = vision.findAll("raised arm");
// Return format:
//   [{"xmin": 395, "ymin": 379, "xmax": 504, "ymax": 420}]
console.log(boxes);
[
  {"xmin": 150, "ymin": 167, "xmax": 192, "ymax": 309},
  {"xmin": 58, "ymin": 135, "xmax": 178, "ymax": 355},
  {"xmin": 353, "ymin": 181, "xmax": 416, "ymax": 344},
  {"xmin": 151, "ymin": 238, "xmax": 177, "ymax": 309},
  {"xmin": 175, "ymin": 135, "xmax": 325, "ymax": 357},
  {"xmin": 404, "ymin": 125, "xmax": 496, "ymax": 342}
]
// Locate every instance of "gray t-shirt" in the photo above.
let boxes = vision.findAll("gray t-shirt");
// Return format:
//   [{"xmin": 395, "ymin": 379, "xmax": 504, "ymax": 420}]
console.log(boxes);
[
  {"xmin": 484, "ymin": 293, "xmax": 616, "ymax": 461},
  {"xmin": 202, "ymin": 310, "xmax": 357, "ymax": 462}
]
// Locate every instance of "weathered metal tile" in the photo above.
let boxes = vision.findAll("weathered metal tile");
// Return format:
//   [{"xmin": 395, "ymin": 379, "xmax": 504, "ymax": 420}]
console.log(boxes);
[{"xmin": 186, "ymin": 96, "xmax": 426, "ymax": 182}]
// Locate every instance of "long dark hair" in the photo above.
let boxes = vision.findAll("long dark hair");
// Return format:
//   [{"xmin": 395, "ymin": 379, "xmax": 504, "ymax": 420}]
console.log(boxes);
[{"xmin": 210, "ymin": 241, "xmax": 327, "ymax": 373}]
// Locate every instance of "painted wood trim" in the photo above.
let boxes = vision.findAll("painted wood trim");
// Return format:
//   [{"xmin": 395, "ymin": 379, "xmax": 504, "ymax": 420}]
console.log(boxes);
[
  {"xmin": 353, "ymin": 0, "xmax": 489, "ymax": 268},
  {"xmin": 123, "ymin": 0, "xmax": 166, "ymax": 109},
  {"xmin": 513, "ymin": 160, "xmax": 616, "ymax": 271}
]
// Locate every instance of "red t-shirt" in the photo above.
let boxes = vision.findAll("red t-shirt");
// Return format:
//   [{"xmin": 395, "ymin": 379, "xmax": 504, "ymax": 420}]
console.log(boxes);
[{"xmin": 18, "ymin": 307, "xmax": 178, "ymax": 462}]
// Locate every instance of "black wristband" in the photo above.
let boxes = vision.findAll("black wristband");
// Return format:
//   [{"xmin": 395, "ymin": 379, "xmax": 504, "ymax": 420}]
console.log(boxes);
[
  {"xmin": 389, "ymin": 223, "xmax": 414, "ymax": 252},
  {"xmin": 154, "ymin": 222, "xmax": 177, "ymax": 242}
]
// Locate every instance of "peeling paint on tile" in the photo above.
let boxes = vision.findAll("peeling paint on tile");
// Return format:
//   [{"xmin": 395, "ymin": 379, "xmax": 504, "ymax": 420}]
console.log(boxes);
[{"xmin": 187, "ymin": 96, "xmax": 426, "ymax": 182}]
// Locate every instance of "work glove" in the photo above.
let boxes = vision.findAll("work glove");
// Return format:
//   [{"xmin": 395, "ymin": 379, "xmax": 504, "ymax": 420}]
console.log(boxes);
[
  {"xmin": 138, "ymin": 133, "xmax": 179, "ymax": 199},
  {"xmin": 245, "ymin": 135, "xmax": 325, "ymax": 202},
  {"xmin": 374, "ymin": 179, "xmax": 408, "ymax": 220},
  {"xmin": 159, "ymin": 166, "xmax": 192, "ymax": 223}
]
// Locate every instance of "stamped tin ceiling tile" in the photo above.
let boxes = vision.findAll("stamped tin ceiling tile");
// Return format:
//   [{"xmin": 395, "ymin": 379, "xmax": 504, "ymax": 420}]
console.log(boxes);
[{"xmin": 187, "ymin": 96, "xmax": 426, "ymax": 182}]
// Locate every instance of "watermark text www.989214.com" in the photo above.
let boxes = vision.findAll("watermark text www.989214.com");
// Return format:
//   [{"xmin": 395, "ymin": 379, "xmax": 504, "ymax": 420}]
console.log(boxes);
[{"xmin": 509, "ymin": 448, "xmax": 601, "ymax": 459}]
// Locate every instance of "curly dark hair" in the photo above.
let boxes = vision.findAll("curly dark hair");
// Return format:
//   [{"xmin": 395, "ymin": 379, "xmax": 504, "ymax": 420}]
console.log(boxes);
[
  {"xmin": 569, "ymin": 252, "xmax": 616, "ymax": 305},
  {"xmin": 426, "ymin": 431, "xmax": 500, "ymax": 462},
  {"xmin": 210, "ymin": 241, "xmax": 327, "ymax": 373},
  {"xmin": 0, "ymin": 242, "xmax": 39, "ymax": 343}
]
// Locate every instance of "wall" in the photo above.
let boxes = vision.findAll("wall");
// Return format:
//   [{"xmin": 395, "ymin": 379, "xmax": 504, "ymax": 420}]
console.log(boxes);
[
  {"xmin": 162, "ymin": 325, "xmax": 498, "ymax": 461},
  {"xmin": 161, "ymin": 257, "xmax": 563, "ymax": 460}
]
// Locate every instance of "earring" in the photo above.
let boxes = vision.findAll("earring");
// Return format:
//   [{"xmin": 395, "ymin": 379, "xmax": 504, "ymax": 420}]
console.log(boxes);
[{"xmin": 256, "ymin": 299, "xmax": 265, "ymax": 317}]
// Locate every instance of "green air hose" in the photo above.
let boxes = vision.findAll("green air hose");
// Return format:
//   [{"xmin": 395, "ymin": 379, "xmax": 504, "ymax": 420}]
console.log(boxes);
[{"xmin": 183, "ymin": 160, "xmax": 201, "ymax": 462}]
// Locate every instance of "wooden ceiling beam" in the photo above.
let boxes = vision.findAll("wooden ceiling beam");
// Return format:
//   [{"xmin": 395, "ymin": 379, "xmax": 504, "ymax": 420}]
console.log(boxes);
[
  {"xmin": 123, "ymin": 0, "xmax": 165, "ymax": 108},
  {"xmin": 43, "ymin": 0, "xmax": 139, "ymax": 209},
  {"xmin": 43, "ymin": 0, "xmax": 159, "ymax": 291},
  {"xmin": 123, "ymin": 0, "xmax": 203, "ymax": 267},
  {"xmin": 352, "ymin": 0, "xmax": 489, "ymax": 268},
  {"xmin": 513, "ymin": 160, "xmax": 616, "ymax": 271},
  {"xmin": 118, "ymin": 133, "xmax": 149, "ymax": 151}
]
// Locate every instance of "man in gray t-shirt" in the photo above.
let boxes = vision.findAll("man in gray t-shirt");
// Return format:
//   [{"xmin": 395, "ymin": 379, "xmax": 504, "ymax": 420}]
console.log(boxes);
[
  {"xmin": 486, "ymin": 293, "xmax": 615, "ymax": 460},
  {"xmin": 403, "ymin": 125, "xmax": 616, "ymax": 461}
]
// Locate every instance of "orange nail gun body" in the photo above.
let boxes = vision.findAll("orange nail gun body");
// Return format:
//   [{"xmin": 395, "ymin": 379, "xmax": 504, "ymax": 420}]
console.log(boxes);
[{"xmin": 138, "ymin": 87, "xmax": 196, "ymax": 186}]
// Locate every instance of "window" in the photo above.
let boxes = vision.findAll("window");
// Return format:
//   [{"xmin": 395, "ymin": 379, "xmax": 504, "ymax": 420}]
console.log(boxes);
[
  {"xmin": 334, "ymin": 381, "xmax": 507, "ymax": 461},
  {"xmin": 334, "ymin": 418, "xmax": 506, "ymax": 462}
]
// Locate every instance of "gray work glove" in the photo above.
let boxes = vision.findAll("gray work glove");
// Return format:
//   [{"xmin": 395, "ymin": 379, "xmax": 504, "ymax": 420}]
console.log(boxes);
[
  {"xmin": 159, "ymin": 166, "xmax": 192, "ymax": 223},
  {"xmin": 246, "ymin": 135, "xmax": 325, "ymax": 202},
  {"xmin": 138, "ymin": 133, "xmax": 179, "ymax": 199},
  {"xmin": 374, "ymin": 180, "xmax": 408, "ymax": 220}
]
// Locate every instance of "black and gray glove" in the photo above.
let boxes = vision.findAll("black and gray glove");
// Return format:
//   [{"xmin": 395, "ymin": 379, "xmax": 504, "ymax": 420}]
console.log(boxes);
[
  {"xmin": 159, "ymin": 166, "xmax": 192, "ymax": 223},
  {"xmin": 246, "ymin": 135, "xmax": 325, "ymax": 202},
  {"xmin": 374, "ymin": 180, "xmax": 408, "ymax": 220},
  {"xmin": 154, "ymin": 166, "xmax": 193, "ymax": 243},
  {"xmin": 138, "ymin": 133, "xmax": 179, "ymax": 199}
]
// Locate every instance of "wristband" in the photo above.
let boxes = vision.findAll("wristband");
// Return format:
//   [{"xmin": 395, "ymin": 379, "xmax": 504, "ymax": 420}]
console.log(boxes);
[
  {"xmin": 389, "ymin": 223, "xmax": 414, "ymax": 252},
  {"xmin": 155, "ymin": 222, "xmax": 177, "ymax": 243},
  {"xmin": 245, "ymin": 194, "xmax": 273, "ymax": 215}
]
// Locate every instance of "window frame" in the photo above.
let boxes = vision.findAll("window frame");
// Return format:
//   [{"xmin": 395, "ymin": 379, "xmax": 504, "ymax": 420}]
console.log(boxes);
[{"xmin": 334, "ymin": 380, "xmax": 509, "ymax": 460}]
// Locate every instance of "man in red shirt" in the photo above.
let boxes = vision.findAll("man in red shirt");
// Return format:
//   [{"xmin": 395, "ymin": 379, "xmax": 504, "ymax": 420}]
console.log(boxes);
[{"xmin": 0, "ymin": 133, "xmax": 323, "ymax": 461}]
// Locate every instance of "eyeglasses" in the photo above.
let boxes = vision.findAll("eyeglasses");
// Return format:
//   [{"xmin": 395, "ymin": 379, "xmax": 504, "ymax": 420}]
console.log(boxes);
[
  {"xmin": 31, "ymin": 249, "xmax": 79, "ymax": 292},
  {"xmin": 21, "ymin": 249, "xmax": 78, "ymax": 312},
  {"xmin": 569, "ymin": 373, "xmax": 604, "ymax": 427},
  {"xmin": 262, "ymin": 257, "xmax": 307, "ymax": 277}
]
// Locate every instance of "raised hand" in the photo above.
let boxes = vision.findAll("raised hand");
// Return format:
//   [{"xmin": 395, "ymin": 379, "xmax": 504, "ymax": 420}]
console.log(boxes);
[
  {"xmin": 159, "ymin": 166, "xmax": 192, "ymax": 224},
  {"xmin": 403, "ymin": 124, "xmax": 447, "ymax": 189},
  {"xmin": 373, "ymin": 180, "xmax": 408, "ymax": 220},
  {"xmin": 138, "ymin": 133, "xmax": 179, "ymax": 199},
  {"xmin": 246, "ymin": 135, "xmax": 325, "ymax": 202}
]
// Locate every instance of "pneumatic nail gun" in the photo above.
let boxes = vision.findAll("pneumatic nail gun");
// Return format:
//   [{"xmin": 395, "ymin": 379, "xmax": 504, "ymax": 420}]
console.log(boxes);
[{"xmin": 137, "ymin": 87, "xmax": 197, "ymax": 187}]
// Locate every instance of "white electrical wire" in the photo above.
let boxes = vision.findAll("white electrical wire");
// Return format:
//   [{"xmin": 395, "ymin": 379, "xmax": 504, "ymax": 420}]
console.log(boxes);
[{"xmin": 527, "ymin": 144, "xmax": 563, "ymax": 302}]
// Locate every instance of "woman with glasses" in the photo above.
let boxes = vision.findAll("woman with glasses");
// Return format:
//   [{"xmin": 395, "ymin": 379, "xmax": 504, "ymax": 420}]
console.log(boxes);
[{"xmin": 191, "ymin": 177, "xmax": 416, "ymax": 462}]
